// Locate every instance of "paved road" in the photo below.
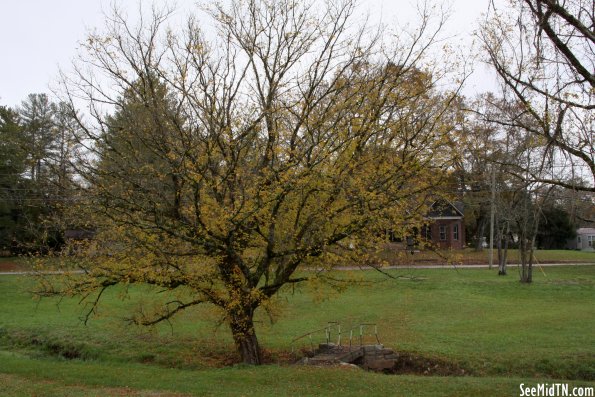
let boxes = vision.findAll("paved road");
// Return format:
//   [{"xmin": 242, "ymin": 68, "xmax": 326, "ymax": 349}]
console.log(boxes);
[
  {"xmin": 365, "ymin": 262, "xmax": 594, "ymax": 269},
  {"xmin": 1, "ymin": 262, "xmax": 594, "ymax": 276},
  {"xmin": 0, "ymin": 270, "xmax": 85, "ymax": 276}
]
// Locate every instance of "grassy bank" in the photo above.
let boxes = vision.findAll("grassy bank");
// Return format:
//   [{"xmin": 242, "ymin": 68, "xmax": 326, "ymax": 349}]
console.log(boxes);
[
  {"xmin": 0, "ymin": 266, "xmax": 593, "ymax": 395},
  {"xmin": 2, "ymin": 353, "xmax": 593, "ymax": 397}
]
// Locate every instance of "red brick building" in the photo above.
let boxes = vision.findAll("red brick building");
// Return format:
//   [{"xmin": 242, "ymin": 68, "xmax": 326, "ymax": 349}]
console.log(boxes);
[{"xmin": 422, "ymin": 200, "xmax": 465, "ymax": 249}]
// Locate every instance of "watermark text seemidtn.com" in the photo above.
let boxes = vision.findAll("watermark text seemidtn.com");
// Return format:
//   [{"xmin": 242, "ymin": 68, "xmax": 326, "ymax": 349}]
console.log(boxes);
[{"xmin": 520, "ymin": 383, "xmax": 594, "ymax": 397}]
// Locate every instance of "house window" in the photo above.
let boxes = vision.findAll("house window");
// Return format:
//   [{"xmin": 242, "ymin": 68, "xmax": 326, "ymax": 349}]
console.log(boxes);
[
  {"xmin": 439, "ymin": 225, "xmax": 447, "ymax": 241},
  {"xmin": 424, "ymin": 225, "xmax": 432, "ymax": 240},
  {"xmin": 589, "ymin": 236, "xmax": 594, "ymax": 247},
  {"xmin": 453, "ymin": 224, "xmax": 459, "ymax": 240}
]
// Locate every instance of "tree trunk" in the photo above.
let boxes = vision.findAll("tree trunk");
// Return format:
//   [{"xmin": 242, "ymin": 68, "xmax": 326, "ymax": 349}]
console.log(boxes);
[
  {"xmin": 520, "ymin": 211, "xmax": 539, "ymax": 284},
  {"xmin": 229, "ymin": 308, "xmax": 262, "ymax": 365},
  {"xmin": 526, "ymin": 234, "xmax": 537, "ymax": 284},
  {"xmin": 519, "ymin": 236, "xmax": 528, "ymax": 283},
  {"xmin": 519, "ymin": 236, "xmax": 533, "ymax": 283},
  {"xmin": 498, "ymin": 223, "xmax": 509, "ymax": 276}
]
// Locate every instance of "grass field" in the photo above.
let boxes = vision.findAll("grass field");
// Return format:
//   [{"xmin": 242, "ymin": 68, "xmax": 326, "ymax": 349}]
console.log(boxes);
[
  {"xmin": 0, "ymin": 265, "xmax": 594, "ymax": 396},
  {"xmin": 377, "ymin": 247, "xmax": 595, "ymax": 266}
]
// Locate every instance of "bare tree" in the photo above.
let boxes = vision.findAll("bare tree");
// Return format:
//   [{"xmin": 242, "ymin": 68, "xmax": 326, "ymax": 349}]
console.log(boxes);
[
  {"xmin": 480, "ymin": 0, "xmax": 594, "ymax": 192},
  {"xmin": 461, "ymin": 94, "xmax": 553, "ymax": 280}
]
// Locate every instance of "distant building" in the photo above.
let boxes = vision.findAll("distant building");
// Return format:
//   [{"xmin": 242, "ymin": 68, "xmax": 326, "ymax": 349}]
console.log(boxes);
[
  {"xmin": 63, "ymin": 229, "xmax": 96, "ymax": 255},
  {"xmin": 422, "ymin": 200, "xmax": 465, "ymax": 250},
  {"xmin": 568, "ymin": 228, "xmax": 595, "ymax": 251}
]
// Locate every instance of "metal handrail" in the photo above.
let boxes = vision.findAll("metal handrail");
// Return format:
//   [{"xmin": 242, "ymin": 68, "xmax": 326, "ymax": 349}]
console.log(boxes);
[
  {"xmin": 347, "ymin": 323, "xmax": 380, "ymax": 350},
  {"xmin": 326, "ymin": 321, "xmax": 341, "ymax": 346},
  {"xmin": 291, "ymin": 322, "xmax": 381, "ymax": 353},
  {"xmin": 290, "ymin": 321, "xmax": 341, "ymax": 352}
]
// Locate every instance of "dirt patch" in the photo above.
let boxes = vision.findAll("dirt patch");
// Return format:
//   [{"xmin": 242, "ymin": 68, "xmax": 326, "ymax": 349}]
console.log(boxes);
[
  {"xmin": 0, "ymin": 260, "xmax": 25, "ymax": 272},
  {"xmin": 27, "ymin": 335, "xmax": 98, "ymax": 361},
  {"xmin": 294, "ymin": 346, "xmax": 469, "ymax": 376},
  {"xmin": 385, "ymin": 351, "xmax": 468, "ymax": 376}
]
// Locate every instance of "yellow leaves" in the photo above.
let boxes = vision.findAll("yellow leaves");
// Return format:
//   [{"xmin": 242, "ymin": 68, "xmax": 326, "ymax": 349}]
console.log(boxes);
[
  {"xmin": 53, "ymin": 0, "xmax": 470, "ymax": 345},
  {"xmin": 191, "ymin": 43, "xmax": 205, "ymax": 56}
]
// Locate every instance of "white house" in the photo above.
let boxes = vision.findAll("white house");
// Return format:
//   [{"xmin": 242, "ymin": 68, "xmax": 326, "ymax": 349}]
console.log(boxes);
[{"xmin": 571, "ymin": 228, "xmax": 595, "ymax": 251}]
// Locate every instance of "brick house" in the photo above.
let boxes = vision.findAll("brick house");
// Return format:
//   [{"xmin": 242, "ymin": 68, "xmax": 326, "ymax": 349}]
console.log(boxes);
[{"xmin": 422, "ymin": 200, "xmax": 465, "ymax": 249}]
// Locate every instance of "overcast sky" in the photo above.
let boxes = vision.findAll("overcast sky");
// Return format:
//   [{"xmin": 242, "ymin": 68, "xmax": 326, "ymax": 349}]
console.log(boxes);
[{"xmin": 0, "ymin": 0, "xmax": 502, "ymax": 108}]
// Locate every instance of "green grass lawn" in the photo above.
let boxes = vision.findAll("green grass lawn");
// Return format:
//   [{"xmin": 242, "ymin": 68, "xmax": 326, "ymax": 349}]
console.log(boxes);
[
  {"xmin": 457, "ymin": 248, "xmax": 595, "ymax": 263},
  {"xmin": 379, "ymin": 247, "xmax": 595, "ymax": 265},
  {"xmin": 0, "ymin": 266, "xmax": 594, "ymax": 396}
]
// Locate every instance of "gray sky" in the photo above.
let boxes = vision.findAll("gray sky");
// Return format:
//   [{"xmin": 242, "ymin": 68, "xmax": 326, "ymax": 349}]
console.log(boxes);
[{"xmin": 0, "ymin": 0, "xmax": 501, "ymax": 108}]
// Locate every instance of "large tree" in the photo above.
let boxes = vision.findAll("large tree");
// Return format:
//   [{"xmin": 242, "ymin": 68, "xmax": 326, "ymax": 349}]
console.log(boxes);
[
  {"xmin": 536, "ymin": 204, "xmax": 576, "ymax": 249},
  {"xmin": 49, "ymin": 0, "xmax": 462, "ymax": 364},
  {"xmin": 480, "ymin": 0, "xmax": 594, "ymax": 192},
  {"xmin": 19, "ymin": 94, "xmax": 57, "ymax": 183},
  {"xmin": 0, "ymin": 106, "xmax": 27, "ymax": 251}
]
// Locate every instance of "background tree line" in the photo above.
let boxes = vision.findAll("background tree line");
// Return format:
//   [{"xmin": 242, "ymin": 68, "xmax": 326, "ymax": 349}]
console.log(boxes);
[{"xmin": 0, "ymin": 94, "xmax": 80, "ymax": 254}]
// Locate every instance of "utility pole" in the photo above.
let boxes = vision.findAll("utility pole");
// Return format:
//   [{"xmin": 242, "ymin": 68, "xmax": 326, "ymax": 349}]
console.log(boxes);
[{"xmin": 489, "ymin": 163, "xmax": 496, "ymax": 270}]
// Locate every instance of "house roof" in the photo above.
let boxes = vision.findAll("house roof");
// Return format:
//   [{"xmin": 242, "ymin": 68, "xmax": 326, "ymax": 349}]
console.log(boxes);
[
  {"xmin": 427, "ymin": 199, "xmax": 464, "ymax": 219},
  {"xmin": 576, "ymin": 228, "xmax": 595, "ymax": 235}
]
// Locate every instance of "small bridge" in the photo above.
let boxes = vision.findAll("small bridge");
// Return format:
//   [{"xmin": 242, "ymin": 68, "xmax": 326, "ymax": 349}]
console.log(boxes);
[{"xmin": 292, "ymin": 322, "xmax": 400, "ymax": 372}]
